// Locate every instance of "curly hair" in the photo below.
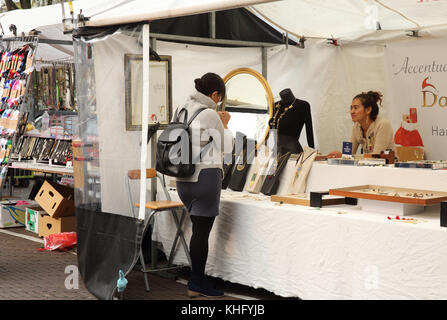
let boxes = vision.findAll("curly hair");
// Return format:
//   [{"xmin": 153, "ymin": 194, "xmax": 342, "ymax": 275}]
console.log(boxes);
[{"xmin": 353, "ymin": 91, "xmax": 383, "ymax": 121}]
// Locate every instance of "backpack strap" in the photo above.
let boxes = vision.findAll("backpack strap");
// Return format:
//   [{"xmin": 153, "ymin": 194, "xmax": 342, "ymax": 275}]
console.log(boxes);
[
  {"xmin": 174, "ymin": 106, "xmax": 207, "ymax": 125},
  {"xmin": 175, "ymin": 107, "xmax": 188, "ymax": 123},
  {"xmin": 187, "ymin": 107, "xmax": 208, "ymax": 126},
  {"xmin": 177, "ymin": 106, "xmax": 215, "ymax": 162},
  {"xmin": 188, "ymin": 107, "xmax": 215, "ymax": 161}
]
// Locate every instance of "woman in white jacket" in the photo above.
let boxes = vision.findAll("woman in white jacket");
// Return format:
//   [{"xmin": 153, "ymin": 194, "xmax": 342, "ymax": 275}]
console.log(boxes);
[{"xmin": 175, "ymin": 72, "xmax": 232, "ymax": 297}]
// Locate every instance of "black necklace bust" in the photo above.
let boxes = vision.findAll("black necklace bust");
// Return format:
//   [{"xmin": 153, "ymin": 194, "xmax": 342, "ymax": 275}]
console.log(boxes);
[{"xmin": 269, "ymin": 88, "xmax": 315, "ymax": 154}]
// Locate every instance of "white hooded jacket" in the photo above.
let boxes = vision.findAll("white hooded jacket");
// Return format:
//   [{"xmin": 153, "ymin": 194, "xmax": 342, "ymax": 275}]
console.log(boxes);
[{"xmin": 173, "ymin": 90, "xmax": 233, "ymax": 183}]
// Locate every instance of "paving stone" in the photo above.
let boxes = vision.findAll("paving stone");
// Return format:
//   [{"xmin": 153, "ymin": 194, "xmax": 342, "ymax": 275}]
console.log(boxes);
[{"xmin": 0, "ymin": 228, "xmax": 290, "ymax": 300}]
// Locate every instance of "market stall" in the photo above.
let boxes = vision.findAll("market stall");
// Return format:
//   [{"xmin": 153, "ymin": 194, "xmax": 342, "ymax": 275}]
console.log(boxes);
[
  {"xmin": 4, "ymin": 0, "xmax": 447, "ymax": 301},
  {"xmin": 68, "ymin": 0, "xmax": 447, "ymax": 300}
]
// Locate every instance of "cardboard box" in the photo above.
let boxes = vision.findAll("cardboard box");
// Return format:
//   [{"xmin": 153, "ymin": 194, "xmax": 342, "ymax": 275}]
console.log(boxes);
[
  {"xmin": 0, "ymin": 200, "xmax": 37, "ymax": 228},
  {"xmin": 35, "ymin": 180, "xmax": 75, "ymax": 218},
  {"xmin": 38, "ymin": 214, "xmax": 76, "ymax": 238},
  {"xmin": 395, "ymin": 146, "xmax": 424, "ymax": 162},
  {"xmin": 25, "ymin": 206, "xmax": 45, "ymax": 234},
  {"xmin": 72, "ymin": 141, "xmax": 85, "ymax": 189}
]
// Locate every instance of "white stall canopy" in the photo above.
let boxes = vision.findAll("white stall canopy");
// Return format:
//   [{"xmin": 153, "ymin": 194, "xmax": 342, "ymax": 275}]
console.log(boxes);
[
  {"xmin": 0, "ymin": 0, "xmax": 279, "ymax": 60},
  {"xmin": 81, "ymin": 0, "xmax": 280, "ymax": 27},
  {"xmin": 250, "ymin": 0, "xmax": 447, "ymax": 41},
  {"xmin": 3, "ymin": 0, "xmax": 447, "ymax": 52}
]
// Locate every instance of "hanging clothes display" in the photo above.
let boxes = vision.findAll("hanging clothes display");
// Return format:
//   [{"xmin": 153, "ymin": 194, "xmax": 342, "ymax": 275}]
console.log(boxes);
[{"xmin": 0, "ymin": 38, "xmax": 37, "ymax": 187}]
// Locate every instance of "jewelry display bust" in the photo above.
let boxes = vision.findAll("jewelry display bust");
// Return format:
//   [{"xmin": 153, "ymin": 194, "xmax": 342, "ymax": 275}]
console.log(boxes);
[{"xmin": 269, "ymin": 88, "xmax": 315, "ymax": 154}]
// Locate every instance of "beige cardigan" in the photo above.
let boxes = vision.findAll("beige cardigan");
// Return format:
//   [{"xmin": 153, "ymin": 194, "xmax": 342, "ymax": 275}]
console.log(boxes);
[{"xmin": 351, "ymin": 116, "xmax": 395, "ymax": 154}]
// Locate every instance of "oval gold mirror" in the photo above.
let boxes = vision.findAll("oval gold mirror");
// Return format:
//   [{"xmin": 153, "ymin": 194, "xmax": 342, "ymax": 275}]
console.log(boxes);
[{"xmin": 222, "ymin": 68, "xmax": 274, "ymax": 147}]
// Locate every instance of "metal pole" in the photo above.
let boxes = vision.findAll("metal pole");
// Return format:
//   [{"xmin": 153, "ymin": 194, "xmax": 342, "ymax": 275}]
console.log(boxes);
[
  {"xmin": 209, "ymin": 12, "xmax": 216, "ymax": 39},
  {"xmin": 60, "ymin": 0, "xmax": 66, "ymax": 20},
  {"xmin": 150, "ymin": 37, "xmax": 157, "ymax": 202},
  {"xmin": 262, "ymin": 47, "xmax": 268, "ymax": 80},
  {"xmin": 149, "ymin": 32, "xmax": 280, "ymax": 48},
  {"xmin": 138, "ymin": 24, "xmax": 150, "ymax": 220}
]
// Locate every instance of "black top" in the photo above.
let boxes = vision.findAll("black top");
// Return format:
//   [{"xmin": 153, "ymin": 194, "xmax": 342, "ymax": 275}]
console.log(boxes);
[{"xmin": 269, "ymin": 99, "xmax": 315, "ymax": 154}]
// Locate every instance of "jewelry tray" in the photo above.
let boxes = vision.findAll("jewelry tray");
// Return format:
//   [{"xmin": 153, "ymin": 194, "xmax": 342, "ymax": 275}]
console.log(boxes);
[{"xmin": 329, "ymin": 185, "xmax": 447, "ymax": 206}]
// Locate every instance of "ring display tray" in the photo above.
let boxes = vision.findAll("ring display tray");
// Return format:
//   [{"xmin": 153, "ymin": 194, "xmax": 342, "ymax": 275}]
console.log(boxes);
[
  {"xmin": 394, "ymin": 161, "xmax": 447, "ymax": 170},
  {"xmin": 271, "ymin": 193, "xmax": 345, "ymax": 207},
  {"xmin": 329, "ymin": 185, "xmax": 447, "ymax": 215},
  {"xmin": 327, "ymin": 158, "xmax": 357, "ymax": 166}
]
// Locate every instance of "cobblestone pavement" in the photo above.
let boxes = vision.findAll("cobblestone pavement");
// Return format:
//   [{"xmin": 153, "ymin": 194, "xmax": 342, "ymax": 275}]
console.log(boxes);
[{"xmin": 0, "ymin": 228, "xmax": 291, "ymax": 300}]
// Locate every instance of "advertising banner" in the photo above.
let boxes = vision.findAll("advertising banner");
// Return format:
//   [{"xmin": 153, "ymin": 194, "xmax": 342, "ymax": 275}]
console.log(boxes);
[{"xmin": 384, "ymin": 38, "xmax": 447, "ymax": 160}]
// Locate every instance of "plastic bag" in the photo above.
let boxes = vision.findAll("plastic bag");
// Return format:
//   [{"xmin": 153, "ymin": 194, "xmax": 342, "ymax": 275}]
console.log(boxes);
[{"xmin": 38, "ymin": 232, "xmax": 77, "ymax": 252}]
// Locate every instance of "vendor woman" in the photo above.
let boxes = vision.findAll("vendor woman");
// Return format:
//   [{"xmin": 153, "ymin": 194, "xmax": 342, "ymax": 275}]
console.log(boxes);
[{"xmin": 329, "ymin": 91, "xmax": 394, "ymax": 157}]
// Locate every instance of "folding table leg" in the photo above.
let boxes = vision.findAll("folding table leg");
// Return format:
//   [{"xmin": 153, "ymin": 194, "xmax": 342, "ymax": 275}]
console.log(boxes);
[
  {"xmin": 167, "ymin": 208, "xmax": 192, "ymax": 267},
  {"xmin": 139, "ymin": 210, "xmax": 156, "ymax": 292},
  {"xmin": 139, "ymin": 248, "xmax": 150, "ymax": 292}
]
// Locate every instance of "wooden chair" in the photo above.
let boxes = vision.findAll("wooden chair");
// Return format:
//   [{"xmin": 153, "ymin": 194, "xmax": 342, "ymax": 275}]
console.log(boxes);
[{"xmin": 126, "ymin": 168, "xmax": 191, "ymax": 292}]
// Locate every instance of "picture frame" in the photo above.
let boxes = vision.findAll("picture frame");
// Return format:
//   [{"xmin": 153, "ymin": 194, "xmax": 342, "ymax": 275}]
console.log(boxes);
[{"xmin": 124, "ymin": 54, "xmax": 172, "ymax": 131}]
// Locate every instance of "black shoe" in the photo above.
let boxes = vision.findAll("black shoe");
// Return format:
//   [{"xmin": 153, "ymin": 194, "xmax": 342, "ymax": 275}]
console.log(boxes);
[{"xmin": 187, "ymin": 279, "xmax": 224, "ymax": 298}]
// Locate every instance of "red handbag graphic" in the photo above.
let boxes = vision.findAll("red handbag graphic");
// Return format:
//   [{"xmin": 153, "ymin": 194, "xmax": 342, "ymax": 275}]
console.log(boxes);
[
  {"xmin": 394, "ymin": 126, "xmax": 423, "ymax": 147},
  {"xmin": 394, "ymin": 108, "xmax": 423, "ymax": 147}
]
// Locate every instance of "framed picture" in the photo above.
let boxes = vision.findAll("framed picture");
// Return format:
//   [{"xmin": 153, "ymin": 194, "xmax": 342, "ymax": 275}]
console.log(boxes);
[{"xmin": 124, "ymin": 54, "xmax": 172, "ymax": 131}]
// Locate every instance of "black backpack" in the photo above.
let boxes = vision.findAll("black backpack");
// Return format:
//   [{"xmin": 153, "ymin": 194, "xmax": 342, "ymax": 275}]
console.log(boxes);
[{"xmin": 156, "ymin": 107, "xmax": 212, "ymax": 178}]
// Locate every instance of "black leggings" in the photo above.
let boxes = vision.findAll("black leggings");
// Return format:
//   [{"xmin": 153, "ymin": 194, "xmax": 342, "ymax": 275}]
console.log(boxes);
[{"xmin": 189, "ymin": 215, "xmax": 215, "ymax": 283}]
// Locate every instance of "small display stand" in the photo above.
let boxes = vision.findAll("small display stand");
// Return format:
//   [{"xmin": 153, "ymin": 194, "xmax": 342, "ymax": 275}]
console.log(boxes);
[
  {"xmin": 271, "ymin": 193, "xmax": 345, "ymax": 207},
  {"xmin": 394, "ymin": 161, "xmax": 447, "ymax": 170}
]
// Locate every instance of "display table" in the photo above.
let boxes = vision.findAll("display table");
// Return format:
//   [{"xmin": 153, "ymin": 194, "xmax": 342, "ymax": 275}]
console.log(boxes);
[
  {"xmin": 303, "ymin": 162, "xmax": 447, "ymax": 193},
  {"xmin": 154, "ymin": 163, "xmax": 447, "ymax": 300},
  {"xmin": 8, "ymin": 161, "xmax": 74, "ymax": 176}
]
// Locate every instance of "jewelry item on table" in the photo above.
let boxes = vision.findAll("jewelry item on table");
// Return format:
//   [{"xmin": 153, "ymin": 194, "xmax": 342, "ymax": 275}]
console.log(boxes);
[{"xmin": 386, "ymin": 215, "xmax": 427, "ymax": 224}]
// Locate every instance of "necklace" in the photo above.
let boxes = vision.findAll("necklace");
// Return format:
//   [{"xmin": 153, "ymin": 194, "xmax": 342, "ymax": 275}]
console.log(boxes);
[
  {"xmin": 236, "ymin": 146, "xmax": 257, "ymax": 171},
  {"xmin": 291, "ymin": 149, "xmax": 317, "ymax": 183},
  {"xmin": 270, "ymin": 99, "xmax": 297, "ymax": 129},
  {"xmin": 267, "ymin": 151, "xmax": 291, "ymax": 177}
]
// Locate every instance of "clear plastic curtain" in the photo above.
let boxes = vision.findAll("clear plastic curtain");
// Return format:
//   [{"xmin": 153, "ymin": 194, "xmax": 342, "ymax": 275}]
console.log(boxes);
[{"xmin": 72, "ymin": 24, "xmax": 150, "ymax": 300}]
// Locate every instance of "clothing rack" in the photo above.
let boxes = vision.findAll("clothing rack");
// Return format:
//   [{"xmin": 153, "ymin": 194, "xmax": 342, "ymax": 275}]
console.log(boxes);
[
  {"xmin": 0, "ymin": 35, "xmax": 39, "ymax": 51},
  {"xmin": 36, "ymin": 59, "xmax": 74, "ymax": 67}
]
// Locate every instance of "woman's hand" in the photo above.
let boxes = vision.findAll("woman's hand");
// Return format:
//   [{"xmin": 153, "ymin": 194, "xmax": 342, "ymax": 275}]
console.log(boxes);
[
  {"xmin": 327, "ymin": 151, "xmax": 342, "ymax": 158},
  {"xmin": 217, "ymin": 111, "xmax": 231, "ymax": 129}
]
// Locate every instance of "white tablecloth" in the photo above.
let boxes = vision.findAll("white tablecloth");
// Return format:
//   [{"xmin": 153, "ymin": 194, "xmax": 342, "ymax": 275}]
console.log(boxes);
[{"xmin": 153, "ymin": 188, "xmax": 447, "ymax": 300}]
